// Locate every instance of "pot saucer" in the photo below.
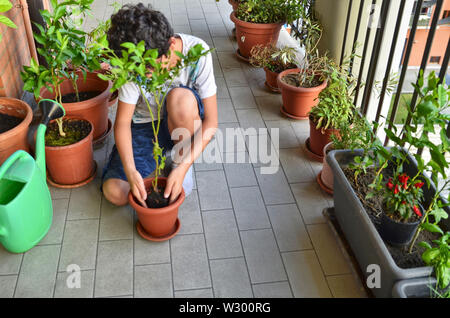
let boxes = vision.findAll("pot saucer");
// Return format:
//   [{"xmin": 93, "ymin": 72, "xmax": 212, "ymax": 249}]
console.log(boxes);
[
  {"xmin": 304, "ymin": 138, "xmax": 324, "ymax": 162},
  {"xmin": 235, "ymin": 49, "xmax": 250, "ymax": 63},
  {"xmin": 280, "ymin": 106, "xmax": 308, "ymax": 120},
  {"xmin": 264, "ymin": 81, "xmax": 280, "ymax": 93},
  {"xmin": 317, "ymin": 171, "xmax": 333, "ymax": 195},
  {"xmin": 93, "ymin": 118, "xmax": 112, "ymax": 149},
  {"xmin": 136, "ymin": 218, "xmax": 181, "ymax": 242},
  {"xmin": 47, "ymin": 160, "xmax": 97, "ymax": 189}
]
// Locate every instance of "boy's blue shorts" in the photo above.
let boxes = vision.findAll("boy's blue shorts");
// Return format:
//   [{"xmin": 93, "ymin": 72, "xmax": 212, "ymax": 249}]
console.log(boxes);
[{"xmin": 101, "ymin": 85, "xmax": 205, "ymax": 187}]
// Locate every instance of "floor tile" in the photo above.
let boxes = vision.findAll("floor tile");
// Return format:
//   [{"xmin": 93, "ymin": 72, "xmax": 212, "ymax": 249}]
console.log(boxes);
[
  {"xmin": 255, "ymin": 95, "xmax": 284, "ymax": 120},
  {"xmin": 171, "ymin": 234, "xmax": 211, "ymax": 290},
  {"xmin": 134, "ymin": 264, "xmax": 173, "ymax": 298},
  {"xmin": 224, "ymin": 162, "xmax": 257, "ymax": 188},
  {"xmin": 178, "ymin": 190, "xmax": 203, "ymax": 235},
  {"xmin": 15, "ymin": 245, "xmax": 60, "ymax": 298},
  {"xmin": 241, "ymin": 229, "xmax": 287, "ymax": 284},
  {"xmin": 217, "ymin": 122, "xmax": 247, "ymax": 155},
  {"xmin": 99, "ymin": 199, "xmax": 134, "ymax": 241},
  {"xmin": 235, "ymin": 108, "xmax": 266, "ymax": 134},
  {"xmin": 67, "ymin": 180, "xmax": 102, "ymax": 220},
  {"xmin": 307, "ymin": 224, "xmax": 352, "ymax": 276},
  {"xmin": 94, "ymin": 240, "xmax": 133, "ymax": 298},
  {"xmin": 254, "ymin": 166, "xmax": 295, "ymax": 205},
  {"xmin": 54, "ymin": 270, "xmax": 95, "ymax": 298},
  {"xmin": 0, "ymin": 275, "xmax": 17, "ymax": 298},
  {"xmin": 212, "ymin": 36, "xmax": 235, "ymax": 52},
  {"xmin": 282, "ymin": 250, "xmax": 332, "ymax": 298},
  {"xmin": 217, "ymin": 99, "xmax": 238, "ymax": 123},
  {"xmin": 175, "ymin": 288, "xmax": 214, "ymax": 298},
  {"xmin": 194, "ymin": 138, "xmax": 223, "ymax": 171},
  {"xmin": 252, "ymin": 282, "xmax": 293, "ymax": 298},
  {"xmin": 224, "ymin": 68, "xmax": 248, "ymax": 87},
  {"xmin": 290, "ymin": 182, "xmax": 329, "ymax": 224},
  {"xmin": 229, "ymin": 87, "xmax": 258, "ymax": 109},
  {"xmin": 196, "ymin": 170, "xmax": 232, "ymax": 210},
  {"xmin": 217, "ymin": 52, "xmax": 242, "ymax": 70},
  {"xmin": 134, "ymin": 229, "xmax": 171, "ymax": 265},
  {"xmin": 265, "ymin": 120, "xmax": 300, "ymax": 149},
  {"xmin": 278, "ymin": 148, "xmax": 316, "ymax": 183},
  {"xmin": 267, "ymin": 204, "xmax": 312, "ymax": 252},
  {"xmin": 230, "ymin": 187, "xmax": 271, "ymax": 230},
  {"xmin": 0, "ymin": 246, "xmax": 23, "ymax": 275},
  {"xmin": 210, "ymin": 258, "xmax": 253, "ymax": 298},
  {"xmin": 327, "ymin": 274, "xmax": 367, "ymax": 298},
  {"xmin": 202, "ymin": 210, "xmax": 243, "ymax": 259},
  {"xmin": 58, "ymin": 219, "xmax": 99, "ymax": 271}
]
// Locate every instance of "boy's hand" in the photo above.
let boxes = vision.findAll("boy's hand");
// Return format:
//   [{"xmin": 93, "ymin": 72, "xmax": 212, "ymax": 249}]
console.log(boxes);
[
  {"xmin": 165, "ymin": 164, "xmax": 189, "ymax": 203},
  {"xmin": 127, "ymin": 169, "xmax": 147, "ymax": 207}
]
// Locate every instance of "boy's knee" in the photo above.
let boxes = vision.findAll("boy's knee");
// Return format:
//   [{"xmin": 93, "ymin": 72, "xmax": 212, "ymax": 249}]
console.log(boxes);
[
  {"xmin": 102, "ymin": 179, "xmax": 129, "ymax": 206},
  {"xmin": 166, "ymin": 88, "xmax": 198, "ymax": 122}
]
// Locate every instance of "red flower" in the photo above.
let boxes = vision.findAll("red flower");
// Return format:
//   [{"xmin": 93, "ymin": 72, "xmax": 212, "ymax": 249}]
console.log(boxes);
[
  {"xmin": 394, "ymin": 185, "xmax": 399, "ymax": 194},
  {"xmin": 414, "ymin": 182, "xmax": 424, "ymax": 189},
  {"xmin": 398, "ymin": 174, "xmax": 409, "ymax": 189},
  {"xmin": 413, "ymin": 205, "xmax": 422, "ymax": 217},
  {"xmin": 387, "ymin": 178, "xmax": 394, "ymax": 190}
]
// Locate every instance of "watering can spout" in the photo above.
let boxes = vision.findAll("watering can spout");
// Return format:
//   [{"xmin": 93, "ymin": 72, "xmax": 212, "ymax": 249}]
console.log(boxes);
[{"xmin": 35, "ymin": 99, "xmax": 65, "ymax": 173}]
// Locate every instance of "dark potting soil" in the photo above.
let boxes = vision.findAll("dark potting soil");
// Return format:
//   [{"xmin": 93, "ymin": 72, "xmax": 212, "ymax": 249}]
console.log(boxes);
[
  {"xmin": 144, "ymin": 186, "xmax": 170, "ymax": 208},
  {"xmin": 281, "ymin": 73, "xmax": 323, "ymax": 88},
  {"xmin": 342, "ymin": 167, "xmax": 440, "ymax": 270},
  {"xmin": 0, "ymin": 113, "xmax": 23, "ymax": 133},
  {"xmin": 61, "ymin": 91, "xmax": 102, "ymax": 103},
  {"xmin": 45, "ymin": 119, "xmax": 91, "ymax": 147}
]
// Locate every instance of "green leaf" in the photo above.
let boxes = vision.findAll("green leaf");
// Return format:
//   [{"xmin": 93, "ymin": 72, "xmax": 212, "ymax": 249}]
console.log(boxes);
[
  {"xmin": 421, "ymin": 223, "xmax": 444, "ymax": 235},
  {"xmin": 120, "ymin": 42, "xmax": 136, "ymax": 50},
  {"xmin": 422, "ymin": 248, "xmax": 439, "ymax": 264},
  {"xmin": 416, "ymin": 101, "xmax": 437, "ymax": 117},
  {"xmin": 0, "ymin": 0, "xmax": 12, "ymax": 13},
  {"xmin": 0, "ymin": 15, "xmax": 16, "ymax": 28},
  {"xmin": 418, "ymin": 241, "xmax": 432, "ymax": 250}
]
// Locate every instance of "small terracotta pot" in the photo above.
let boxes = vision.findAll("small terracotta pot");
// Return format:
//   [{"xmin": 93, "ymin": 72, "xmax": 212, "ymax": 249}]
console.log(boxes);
[
  {"xmin": 230, "ymin": 12, "xmax": 283, "ymax": 59},
  {"xmin": 0, "ymin": 97, "xmax": 33, "ymax": 165},
  {"xmin": 320, "ymin": 142, "xmax": 334, "ymax": 191},
  {"xmin": 40, "ymin": 71, "xmax": 112, "ymax": 141},
  {"xmin": 308, "ymin": 117, "xmax": 338, "ymax": 158},
  {"xmin": 278, "ymin": 68, "xmax": 327, "ymax": 119},
  {"xmin": 45, "ymin": 118, "xmax": 95, "ymax": 187},
  {"xmin": 129, "ymin": 177, "xmax": 185, "ymax": 239},
  {"xmin": 229, "ymin": 0, "xmax": 239, "ymax": 11},
  {"xmin": 264, "ymin": 67, "xmax": 281, "ymax": 92}
]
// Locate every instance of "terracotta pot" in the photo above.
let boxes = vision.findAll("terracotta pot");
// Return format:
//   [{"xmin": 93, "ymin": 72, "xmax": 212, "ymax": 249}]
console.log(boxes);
[
  {"xmin": 264, "ymin": 67, "xmax": 280, "ymax": 92},
  {"xmin": 278, "ymin": 68, "xmax": 327, "ymax": 119},
  {"xmin": 308, "ymin": 117, "xmax": 338, "ymax": 158},
  {"xmin": 129, "ymin": 177, "xmax": 185, "ymax": 239},
  {"xmin": 320, "ymin": 142, "xmax": 334, "ymax": 191},
  {"xmin": 45, "ymin": 118, "xmax": 95, "ymax": 187},
  {"xmin": 229, "ymin": 0, "xmax": 239, "ymax": 11},
  {"xmin": 230, "ymin": 12, "xmax": 283, "ymax": 59},
  {"xmin": 0, "ymin": 97, "xmax": 33, "ymax": 165},
  {"xmin": 40, "ymin": 71, "xmax": 112, "ymax": 141}
]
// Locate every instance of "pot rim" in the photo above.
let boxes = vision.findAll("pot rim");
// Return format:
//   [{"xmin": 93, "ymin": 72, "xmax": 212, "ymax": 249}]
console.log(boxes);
[
  {"xmin": 230, "ymin": 11, "xmax": 285, "ymax": 27},
  {"xmin": 39, "ymin": 71, "xmax": 112, "ymax": 109},
  {"xmin": 129, "ymin": 177, "xmax": 186, "ymax": 214},
  {"xmin": 0, "ymin": 97, "xmax": 33, "ymax": 142},
  {"xmin": 277, "ymin": 68, "xmax": 327, "ymax": 93},
  {"xmin": 45, "ymin": 117, "xmax": 93, "ymax": 150}
]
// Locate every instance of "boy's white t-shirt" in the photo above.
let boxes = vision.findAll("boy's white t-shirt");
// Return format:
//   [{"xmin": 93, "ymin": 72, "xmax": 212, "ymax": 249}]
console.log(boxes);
[{"xmin": 118, "ymin": 33, "xmax": 217, "ymax": 124}]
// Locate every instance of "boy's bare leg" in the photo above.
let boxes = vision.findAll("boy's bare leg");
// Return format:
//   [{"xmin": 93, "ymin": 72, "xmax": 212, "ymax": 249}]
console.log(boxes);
[{"xmin": 102, "ymin": 87, "xmax": 199, "ymax": 206}]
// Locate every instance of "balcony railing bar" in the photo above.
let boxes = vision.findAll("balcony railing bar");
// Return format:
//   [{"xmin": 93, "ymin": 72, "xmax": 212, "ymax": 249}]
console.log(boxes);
[
  {"xmin": 340, "ymin": 0, "xmax": 353, "ymax": 66},
  {"xmin": 439, "ymin": 37, "xmax": 450, "ymax": 84},
  {"xmin": 384, "ymin": 0, "xmax": 424, "ymax": 146},
  {"xmin": 354, "ymin": 0, "xmax": 378, "ymax": 107},
  {"xmin": 405, "ymin": 0, "xmax": 444, "ymax": 127},
  {"xmin": 361, "ymin": 0, "xmax": 391, "ymax": 116},
  {"xmin": 374, "ymin": 0, "xmax": 407, "ymax": 126},
  {"xmin": 349, "ymin": 0, "xmax": 366, "ymax": 75}
]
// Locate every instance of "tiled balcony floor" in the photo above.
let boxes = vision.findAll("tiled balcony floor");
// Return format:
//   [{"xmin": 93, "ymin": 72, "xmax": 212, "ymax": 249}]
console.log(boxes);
[{"xmin": 0, "ymin": 0, "xmax": 368, "ymax": 298}]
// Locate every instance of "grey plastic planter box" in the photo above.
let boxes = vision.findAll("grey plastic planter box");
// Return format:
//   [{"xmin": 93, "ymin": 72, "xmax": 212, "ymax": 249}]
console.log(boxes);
[
  {"xmin": 327, "ymin": 149, "xmax": 450, "ymax": 298},
  {"xmin": 392, "ymin": 277, "xmax": 438, "ymax": 298}
]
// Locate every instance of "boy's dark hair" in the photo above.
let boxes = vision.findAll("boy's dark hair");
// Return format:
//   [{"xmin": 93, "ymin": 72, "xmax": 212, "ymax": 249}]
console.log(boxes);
[{"xmin": 107, "ymin": 3, "xmax": 174, "ymax": 58}]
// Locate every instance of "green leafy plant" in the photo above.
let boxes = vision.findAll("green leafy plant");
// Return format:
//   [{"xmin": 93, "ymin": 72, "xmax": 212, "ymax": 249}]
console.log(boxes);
[
  {"xmin": 0, "ymin": 0, "xmax": 17, "ymax": 42},
  {"xmin": 96, "ymin": 37, "xmax": 210, "ymax": 192},
  {"xmin": 249, "ymin": 44, "xmax": 297, "ymax": 73},
  {"xmin": 21, "ymin": 0, "xmax": 97, "ymax": 137},
  {"xmin": 419, "ymin": 232, "xmax": 450, "ymax": 289},
  {"xmin": 235, "ymin": 0, "xmax": 306, "ymax": 24}
]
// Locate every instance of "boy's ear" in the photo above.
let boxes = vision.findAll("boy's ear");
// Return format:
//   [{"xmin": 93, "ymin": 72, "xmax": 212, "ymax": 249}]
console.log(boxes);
[{"xmin": 169, "ymin": 37, "xmax": 177, "ymax": 49}]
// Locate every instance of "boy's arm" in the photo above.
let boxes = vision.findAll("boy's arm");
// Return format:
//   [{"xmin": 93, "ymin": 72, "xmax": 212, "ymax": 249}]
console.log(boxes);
[
  {"xmin": 164, "ymin": 94, "xmax": 218, "ymax": 202},
  {"xmin": 115, "ymin": 100, "xmax": 148, "ymax": 207}
]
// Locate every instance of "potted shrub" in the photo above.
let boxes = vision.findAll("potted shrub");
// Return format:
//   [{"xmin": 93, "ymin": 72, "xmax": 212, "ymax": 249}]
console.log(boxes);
[
  {"xmin": 327, "ymin": 71, "xmax": 450, "ymax": 297},
  {"xmin": 21, "ymin": 0, "xmax": 112, "ymax": 145},
  {"xmin": 249, "ymin": 44, "xmax": 297, "ymax": 93},
  {"xmin": 277, "ymin": 16, "xmax": 329, "ymax": 119},
  {"xmin": 230, "ymin": 0, "xmax": 305, "ymax": 60},
  {"xmin": 0, "ymin": 1, "xmax": 32, "ymax": 166},
  {"xmin": 97, "ymin": 37, "xmax": 209, "ymax": 241}
]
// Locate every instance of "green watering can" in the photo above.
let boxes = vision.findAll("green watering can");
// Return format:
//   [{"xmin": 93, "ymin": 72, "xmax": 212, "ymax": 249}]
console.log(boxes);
[{"xmin": 0, "ymin": 99, "xmax": 65, "ymax": 253}]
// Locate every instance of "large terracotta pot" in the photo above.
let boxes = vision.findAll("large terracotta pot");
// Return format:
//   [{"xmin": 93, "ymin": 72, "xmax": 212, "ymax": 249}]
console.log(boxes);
[
  {"xmin": 230, "ymin": 12, "xmax": 283, "ymax": 59},
  {"xmin": 129, "ymin": 177, "xmax": 185, "ymax": 241},
  {"xmin": 278, "ymin": 68, "xmax": 327, "ymax": 119},
  {"xmin": 0, "ymin": 97, "xmax": 33, "ymax": 165},
  {"xmin": 40, "ymin": 71, "xmax": 112, "ymax": 141},
  {"xmin": 308, "ymin": 117, "xmax": 338, "ymax": 160},
  {"xmin": 318, "ymin": 142, "xmax": 334, "ymax": 194},
  {"xmin": 264, "ymin": 67, "xmax": 281, "ymax": 93},
  {"xmin": 45, "ymin": 117, "xmax": 95, "ymax": 187}
]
